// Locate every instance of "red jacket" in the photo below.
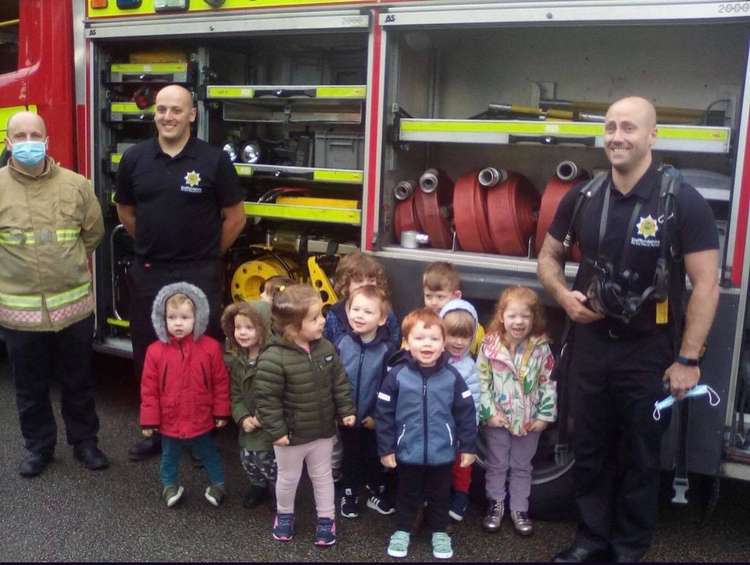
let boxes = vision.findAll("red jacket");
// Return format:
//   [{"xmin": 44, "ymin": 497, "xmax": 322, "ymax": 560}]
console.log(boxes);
[{"xmin": 140, "ymin": 334, "xmax": 231, "ymax": 439}]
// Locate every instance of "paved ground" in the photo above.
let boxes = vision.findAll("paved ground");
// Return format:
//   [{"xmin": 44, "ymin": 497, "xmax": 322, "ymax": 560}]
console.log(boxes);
[{"xmin": 1, "ymin": 351, "xmax": 749, "ymax": 562}]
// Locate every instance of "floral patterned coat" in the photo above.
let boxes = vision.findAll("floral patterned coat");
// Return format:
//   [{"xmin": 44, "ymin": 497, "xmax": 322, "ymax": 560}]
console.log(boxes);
[{"xmin": 477, "ymin": 333, "xmax": 557, "ymax": 436}]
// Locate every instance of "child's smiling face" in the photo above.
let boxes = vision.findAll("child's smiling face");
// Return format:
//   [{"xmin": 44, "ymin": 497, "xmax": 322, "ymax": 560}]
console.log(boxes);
[
  {"xmin": 234, "ymin": 314, "xmax": 259, "ymax": 350},
  {"xmin": 406, "ymin": 321, "xmax": 445, "ymax": 367}
]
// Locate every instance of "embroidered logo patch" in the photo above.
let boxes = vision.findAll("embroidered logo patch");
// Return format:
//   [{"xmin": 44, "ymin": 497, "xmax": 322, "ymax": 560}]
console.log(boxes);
[
  {"xmin": 180, "ymin": 170, "xmax": 203, "ymax": 194},
  {"xmin": 631, "ymin": 214, "xmax": 661, "ymax": 248}
]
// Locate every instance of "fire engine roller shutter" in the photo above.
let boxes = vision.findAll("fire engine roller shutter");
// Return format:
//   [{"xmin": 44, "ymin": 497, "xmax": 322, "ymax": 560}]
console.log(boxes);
[
  {"xmin": 486, "ymin": 173, "xmax": 540, "ymax": 256},
  {"xmin": 413, "ymin": 168, "xmax": 453, "ymax": 249},
  {"xmin": 453, "ymin": 170, "xmax": 494, "ymax": 253},
  {"xmin": 535, "ymin": 176, "xmax": 583, "ymax": 261}
]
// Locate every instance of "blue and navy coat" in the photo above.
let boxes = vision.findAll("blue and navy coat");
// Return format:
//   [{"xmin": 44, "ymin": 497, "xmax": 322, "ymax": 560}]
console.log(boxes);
[
  {"xmin": 375, "ymin": 351, "xmax": 477, "ymax": 466},
  {"xmin": 324, "ymin": 300, "xmax": 401, "ymax": 352},
  {"xmin": 334, "ymin": 324, "xmax": 395, "ymax": 426}
]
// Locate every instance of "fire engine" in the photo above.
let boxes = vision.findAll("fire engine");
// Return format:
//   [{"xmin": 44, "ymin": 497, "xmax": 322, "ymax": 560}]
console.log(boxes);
[{"xmin": 3, "ymin": 0, "xmax": 750, "ymax": 515}]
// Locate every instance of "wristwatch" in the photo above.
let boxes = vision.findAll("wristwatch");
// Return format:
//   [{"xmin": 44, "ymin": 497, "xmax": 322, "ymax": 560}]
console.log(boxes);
[{"xmin": 675, "ymin": 355, "xmax": 700, "ymax": 367}]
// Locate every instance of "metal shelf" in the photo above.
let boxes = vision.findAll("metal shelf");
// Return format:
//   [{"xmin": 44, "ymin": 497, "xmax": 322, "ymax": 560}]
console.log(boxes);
[
  {"xmin": 107, "ymin": 102, "xmax": 155, "ymax": 123},
  {"xmin": 244, "ymin": 201, "xmax": 361, "ymax": 225},
  {"xmin": 397, "ymin": 118, "xmax": 731, "ymax": 154},
  {"xmin": 106, "ymin": 63, "xmax": 191, "ymax": 84}
]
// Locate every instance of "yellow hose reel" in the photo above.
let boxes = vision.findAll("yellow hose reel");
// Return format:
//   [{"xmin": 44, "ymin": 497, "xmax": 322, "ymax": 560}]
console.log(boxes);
[{"xmin": 230, "ymin": 256, "xmax": 298, "ymax": 302}]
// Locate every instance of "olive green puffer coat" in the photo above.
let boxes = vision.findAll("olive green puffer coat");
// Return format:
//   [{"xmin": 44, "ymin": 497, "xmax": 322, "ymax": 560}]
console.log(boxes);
[
  {"xmin": 254, "ymin": 335, "xmax": 354, "ymax": 446},
  {"xmin": 227, "ymin": 350, "xmax": 274, "ymax": 451}
]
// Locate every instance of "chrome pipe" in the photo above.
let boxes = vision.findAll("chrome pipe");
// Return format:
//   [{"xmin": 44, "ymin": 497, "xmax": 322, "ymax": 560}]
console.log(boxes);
[
  {"xmin": 478, "ymin": 166, "xmax": 508, "ymax": 188},
  {"xmin": 393, "ymin": 180, "xmax": 416, "ymax": 201},
  {"xmin": 556, "ymin": 160, "xmax": 580, "ymax": 181},
  {"xmin": 419, "ymin": 168, "xmax": 440, "ymax": 194}
]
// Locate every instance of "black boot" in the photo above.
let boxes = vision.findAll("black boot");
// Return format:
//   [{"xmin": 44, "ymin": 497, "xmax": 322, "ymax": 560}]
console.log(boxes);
[
  {"xmin": 128, "ymin": 434, "xmax": 161, "ymax": 462},
  {"xmin": 243, "ymin": 485, "xmax": 268, "ymax": 509}
]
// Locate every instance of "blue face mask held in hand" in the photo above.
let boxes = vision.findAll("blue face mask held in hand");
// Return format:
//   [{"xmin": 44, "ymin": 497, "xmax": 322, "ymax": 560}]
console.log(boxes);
[
  {"xmin": 12, "ymin": 141, "xmax": 46, "ymax": 167},
  {"xmin": 653, "ymin": 384, "xmax": 721, "ymax": 421}
]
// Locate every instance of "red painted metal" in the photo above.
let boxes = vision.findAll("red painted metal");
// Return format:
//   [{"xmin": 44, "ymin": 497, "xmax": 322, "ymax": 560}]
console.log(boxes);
[
  {"xmin": 731, "ymin": 121, "xmax": 750, "ymax": 287},
  {"xmin": 0, "ymin": 1, "xmax": 75, "ymax": 169},
  {"xmin": 486, "ymin": 172, "xmax": 539, "ymax": 256}
]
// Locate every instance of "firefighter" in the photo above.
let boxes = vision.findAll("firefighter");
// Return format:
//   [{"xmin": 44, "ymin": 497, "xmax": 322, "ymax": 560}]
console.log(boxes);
[
  {"xmin": 0, "ymin": 111, "xmax": 108, "ymax": 477},
  {"xmin": 537, "ymin": 96, "xmax": 720, "ymax": 562},
  {"xmin": 115, "ymin": 84, "xmax": 246, "ymax": 461}
]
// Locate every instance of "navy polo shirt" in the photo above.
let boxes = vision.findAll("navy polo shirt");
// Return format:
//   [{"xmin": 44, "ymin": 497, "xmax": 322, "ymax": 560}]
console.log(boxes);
[
  {"xmin": 548, "ymin": 163, "xmax": 718, "ymax": 335},
  {"xmin": 115, "ymin": 137, "xmax": 244, "ymax": 262}
]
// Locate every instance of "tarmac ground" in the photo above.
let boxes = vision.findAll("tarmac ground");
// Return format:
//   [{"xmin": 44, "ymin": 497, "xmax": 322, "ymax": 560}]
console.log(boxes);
[{"xmin": 1, "ymin": 351, "xmax": 749, "ymax": 562}]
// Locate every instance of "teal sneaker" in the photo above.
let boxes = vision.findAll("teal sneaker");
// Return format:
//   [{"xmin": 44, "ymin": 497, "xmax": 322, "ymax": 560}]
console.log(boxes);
[
  {"xmin": 432, "ymin": 532, "xmax": 453, "ymax": 559},
  {"xmin": 387, "ymin": 530, "xmax": 410, "ymax": 558}
]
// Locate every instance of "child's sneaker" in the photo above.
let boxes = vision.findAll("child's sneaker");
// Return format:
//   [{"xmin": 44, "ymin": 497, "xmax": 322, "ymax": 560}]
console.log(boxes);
[
  {"xmin": 387, "ymin": 530, "xmax": 410, "ymax": 558},
  {"xmin": 340, "ymin": 488, "xmax": 359, "ymax": 518},
  {"xmin": 510, "ymin": 510, "xmax": 534, "ymax": 536},
  {"xmin": 204, "ymin": 484, "xmax": 225, "ymax": 507},
  {"xmin": 431, "ymin": 532, "xmax": 454, "ymax": 559},
  {"xmin": 448, "ymin": 490, "xmax": 469, "ymax": 521},
  {"xmin": 366, "ymin": 484, "xmax": 395, "ymax": 515},
  {"xmin": 313, "ymin": 517, "xmax": 336, "ymax": 546},
  {"xmin": 162, "ymin": 485, "xmax": 184, "ymax": 508},
  {"xmin": 272, "ymin": 513, "xmax": 295, "ymax": 541}
]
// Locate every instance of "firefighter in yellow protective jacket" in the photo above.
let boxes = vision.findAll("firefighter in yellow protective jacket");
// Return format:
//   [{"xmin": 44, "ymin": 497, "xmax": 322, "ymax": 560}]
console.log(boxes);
[{"xmin": 0, "ymin": 111, "xmax": 109, "ymax": 478}]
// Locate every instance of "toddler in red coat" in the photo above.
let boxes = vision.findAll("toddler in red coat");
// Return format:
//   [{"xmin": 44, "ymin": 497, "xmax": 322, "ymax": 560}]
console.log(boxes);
[{"xmin": 140, "ymin": 282, "xmax": 231, "ymax": 508}]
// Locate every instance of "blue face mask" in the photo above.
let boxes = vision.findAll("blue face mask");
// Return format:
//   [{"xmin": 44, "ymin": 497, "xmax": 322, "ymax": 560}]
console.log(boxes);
[
  {"xmin": 11, "ymin": 140, "xmax": 46, "ymax": 167},
  {"xmin": 652, "ymin": 384, "xmax": 721, "ymax": 421}
]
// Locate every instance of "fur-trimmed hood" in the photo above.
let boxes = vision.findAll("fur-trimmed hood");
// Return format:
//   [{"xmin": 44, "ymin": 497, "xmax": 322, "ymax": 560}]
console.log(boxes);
[{"xmin": 151, "ymin": 282, "xmax": 210, "ymax": 342}]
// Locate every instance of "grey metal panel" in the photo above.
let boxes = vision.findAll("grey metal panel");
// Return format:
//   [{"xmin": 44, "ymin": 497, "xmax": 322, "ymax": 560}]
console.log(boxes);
[
  {"xmin": 84, "ymin": 11, "xmax": 369, "ymax": 40},
  {"xmin": 73, "ymin": 0, "xmax": 87, "ymax": 106},
  {"xmin": 381, "ymin": 1, "xmax": 750, "ymax": 27}
]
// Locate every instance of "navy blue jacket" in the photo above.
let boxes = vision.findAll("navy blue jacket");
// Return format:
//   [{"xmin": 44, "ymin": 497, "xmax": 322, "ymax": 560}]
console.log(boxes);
[
  {"xmin": 334, "ymin": 325, "xmax": 394, "ymax": 425},
  {"xmin": 375, "ymin": 352, "xmax": 477, "ymax": 466},
  {"xmin": 324, "ymin": 301, "xmax": 401, "ymax": 351}
]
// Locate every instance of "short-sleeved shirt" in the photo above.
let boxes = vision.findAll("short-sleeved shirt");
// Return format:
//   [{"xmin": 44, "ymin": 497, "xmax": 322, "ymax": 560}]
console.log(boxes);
[
  {"xmin": 114, "ymin": 137, "xmax": 243, "ymax": 262},
  {"xmin": 547, "ymin": 163, "xmax": 719, "ymax": 335}
]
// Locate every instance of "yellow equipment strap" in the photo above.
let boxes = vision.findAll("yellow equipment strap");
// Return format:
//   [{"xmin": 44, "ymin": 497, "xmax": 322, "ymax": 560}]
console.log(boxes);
[
  {"xmin": 46, "ymin": 282, "xmax": 91, "ymax": 309},
  {"xmin": 107, "ymin": 317, "xmax": 131, "ymax": 328}
]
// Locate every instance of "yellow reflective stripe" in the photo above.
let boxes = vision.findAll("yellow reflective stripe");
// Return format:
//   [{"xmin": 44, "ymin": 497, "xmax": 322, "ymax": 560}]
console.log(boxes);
[
  {"xmin": 312, "ymin": 169, "xmax": 363, "ymax": 183},
  {"xmin": 244, "ymin": 202, "xmax": 361, "ymax": 225},
  {"xmin": 56, "ymin": 229, "xmax": 81, "ymax": 242},
  {"xmin": 111, "ymin": 63, "xmax": 187, "ymax": 73},
  {"xmin": 110, "ymin": 102, "xmax": 155, "ymax": 114},
  {"xmin": 206, "ymin": 86, "xmax": 254, "ymax": 99},
  {"xmin": 315, "ymin": 86, "xmax": 366, "ymax": 99},
  {"xmin": 400, "ymin": 119, "xmax": 730, "ymax": 142},
  {"xmin": 0, "ymin": 231, "xmax": 36, "ymax": 245},
  {"xmin": 46, "ymin": 283, "xmax": 91, "ymax": 309},
  {"xmin": 0, "ymin": 291, "xmax": 42, "ymax": 309}
]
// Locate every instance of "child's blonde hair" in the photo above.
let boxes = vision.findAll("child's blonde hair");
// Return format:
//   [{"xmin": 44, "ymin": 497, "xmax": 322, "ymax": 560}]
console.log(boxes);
[
  {"xmin": 401, "ymin": 307, "xmax": 445, "ymax": 340},
  {"xmin": 165, "ymin": 293, "xmax": 194, "ymax": 312},
  {"xmin": 221, "ymin": 301, "xmax": 268, "ymax": 352},
  {"xmin": 272, "ymin": 284, "xmax": 321, "ymax": 336},
  {"xmin": 487, "ymin": 286, "xmax": 546, "ymax": 343},
  {"xmin": 422, "ymin": 261, "xmax": 460, "ymax": 292},
  {"xmin": 442, "ymin": 309, "xmax": 476, "ymax": 339},
  {"xmin": 346, "ymin": 284, "xmax": 392, "ymax": 319},
  {"xmin": 333, "ymin": 251, "xmax": 389, "ymax": 298}
]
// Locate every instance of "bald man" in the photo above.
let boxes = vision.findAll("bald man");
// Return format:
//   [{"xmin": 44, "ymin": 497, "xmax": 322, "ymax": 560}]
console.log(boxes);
[
  {"xmin": 115, "ymin": 85, "xmax": 246, "ymax": 461},
  {"xmin": 538, "ymin": 97, "xmax": 719, "ymax": 562},
  {"xmin": 1, "ymin": 111, "xmax": 108, "ymax": 477}
]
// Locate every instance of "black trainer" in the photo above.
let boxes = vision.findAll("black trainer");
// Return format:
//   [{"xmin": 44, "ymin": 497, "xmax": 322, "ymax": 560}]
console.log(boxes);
[{"xmin": 340, "ymin": 488, "xmax": 359, "ymax": 518}]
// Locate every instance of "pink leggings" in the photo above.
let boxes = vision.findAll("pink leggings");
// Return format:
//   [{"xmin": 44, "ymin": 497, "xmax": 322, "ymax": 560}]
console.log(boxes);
[{"xmin": 274, "ymin": 436, "xmax": 335, "ymax": 519}]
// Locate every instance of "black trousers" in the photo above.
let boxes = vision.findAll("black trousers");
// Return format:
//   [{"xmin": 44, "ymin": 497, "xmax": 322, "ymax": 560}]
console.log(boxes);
[
  {"xmin": 128, "ymin": 258, "xmax": 223, "ymax": 381},
  {"xmin": 396, "ymin": 463, "xmax": 452, "ymax": 533},
  {"xmin": 340, "ymin": 425, "xmax": 385, "ymax": 493},
  {"xmin": 570, "ymin": 325, "xmax": 672, "ymax": 559},
  {"xmin": 5, "ymin": 314, "xmax": 99, "ymax": 456}
]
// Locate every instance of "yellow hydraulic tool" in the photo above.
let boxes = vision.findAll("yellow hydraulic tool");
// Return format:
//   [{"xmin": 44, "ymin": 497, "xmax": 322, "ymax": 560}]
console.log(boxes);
[
  {"xmin": 307, "ymin": 256, "xmax": 338, "ymax": 308},
  {"xmin": 230, "ymin": 256, "xmax": 298, "ymax": 302}
]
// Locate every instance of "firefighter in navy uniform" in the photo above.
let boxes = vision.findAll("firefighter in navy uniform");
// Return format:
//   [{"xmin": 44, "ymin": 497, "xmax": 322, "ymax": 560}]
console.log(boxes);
[
  {"xmin": 538, "ymin": 97, "xmax": 720, "ymax": 562},
  {"xmin": 115, "ymin": 84, "xmax": 246, "ymax": 461}
]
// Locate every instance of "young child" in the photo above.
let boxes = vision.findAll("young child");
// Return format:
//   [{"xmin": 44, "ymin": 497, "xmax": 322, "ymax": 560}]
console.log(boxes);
[
  {"xmin": 439, "ymin": 299, "xmax": 482, "ymax": 522},
  {"xmin": 422, "ymin": 262, "xmax": 484, "ymax": 353},
  {"xmin": 376, "ymin": 308, "xmax": 477, "ymax": 560},
  {"xmin": 477, "ymin": 286, "xmax": 556, "ymax": 536},
  {"xmin": 334, "ymin": 285, "xmax": 396, "ymax": 519},
  {"xmin": 222, "ymin": 301, "xmax": 275, "ymax": 510},
  {"xmin": 140, "ymin": 282, "xmax": 230, "ymax": 508},
  {"xmin": 325, "ymin": 251, "xmax": 401, "ymax": 350},
  {"xmin": 254, "ymin": 284, "xmax": 356, "ymax": 547}
]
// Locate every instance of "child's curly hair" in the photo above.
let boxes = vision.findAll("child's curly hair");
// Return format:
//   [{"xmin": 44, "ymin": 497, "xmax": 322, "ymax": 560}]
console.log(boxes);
[
  {"xmin": 221, "ymin": 301, "xmax": 268, "ymax": 352},
  {"xmin": 272, "ymin": 284, "xmax": 321, "ymax": 336},
  {"xmin": 486, "ymin": 286, "xmax": 546, "ymax": 343},
  {"xmin": 333, "ymin": 251, "xmax": 389, "ymax": 299}
]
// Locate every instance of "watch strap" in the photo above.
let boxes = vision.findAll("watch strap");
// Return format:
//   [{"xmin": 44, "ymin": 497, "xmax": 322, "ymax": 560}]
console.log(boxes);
[{"xmin": 675, "ymin": 355, "xmax": 699, "ymax": 367}]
